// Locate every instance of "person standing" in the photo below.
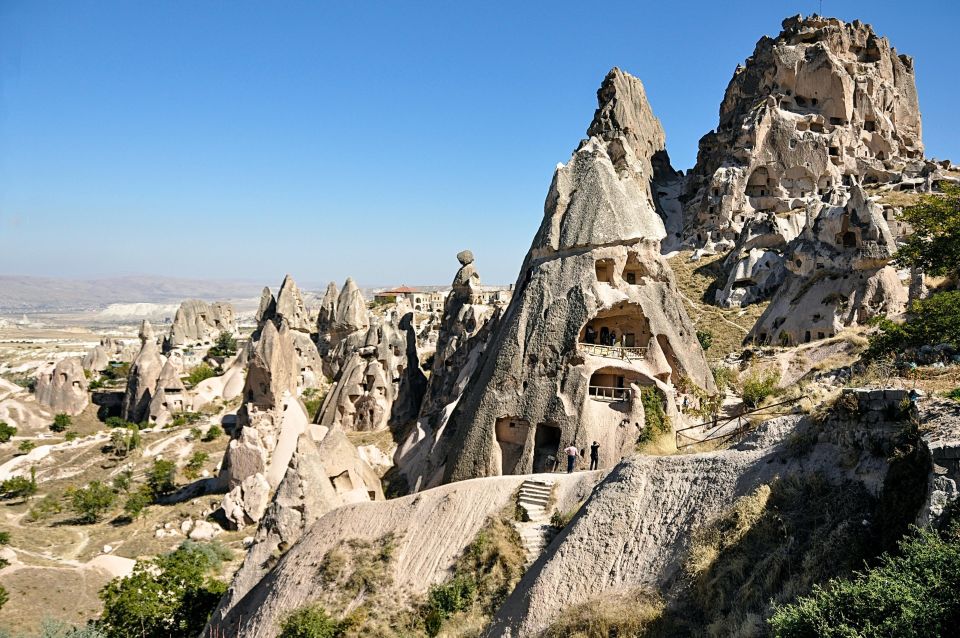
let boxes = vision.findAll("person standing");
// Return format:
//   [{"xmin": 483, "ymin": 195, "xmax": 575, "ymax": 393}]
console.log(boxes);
[
  {"xmin": 589, "ymin": 441, "xmax": 600, "ymax": 470},
  {"xmin": 564, "ymin": 442, "xmax": 579, "ymax": 473}
]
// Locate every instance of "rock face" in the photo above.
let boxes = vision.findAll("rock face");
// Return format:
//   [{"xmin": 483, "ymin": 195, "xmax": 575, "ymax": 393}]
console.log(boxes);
[
  {"xmin": 680, "ymin": 15, "xmax": 934, "ymax": 311},
  {"xmin": 81, "ymin": 337, "xmax": 126, "ymax": 373},
  {"xmin": 121, "ymin": 321, "xmax": 165, "ymax": 423},
  {"xmin": 165, "ymin": 300, "xmax": 236, "ymax": 350},
  {"xmin": 407, "ymin": 69, "xmax": 713, "ymax": 488},
  {"xmin": 147, "ymin": 359, "xmax": 189, "ymax": 427},
  {"xmin": 275, "ymin": 275, "xmax": 312, "ymax": 333},
  {"xmin": 210, "ymin": 425, "xmax": 385, "ymax": 625},
  {"xmin": 394, "ymin": 252, "xmax": 509, "ymax": 490},
  {"xmin": 749, "ymin": 183, "xmax": 907, "ymax": 345},
  {"xmin": 35, "ymin": 357, "xmax": 88, "ymax": 415},
  {"xmin": 218, "ymin": 321, "xmax": 305, "ymax": 528}
]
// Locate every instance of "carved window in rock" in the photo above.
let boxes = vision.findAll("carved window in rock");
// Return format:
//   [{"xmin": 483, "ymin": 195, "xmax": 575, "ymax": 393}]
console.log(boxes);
[
  {"xmin": 595, "ymin": 259, "xmax": 615, "ymax": 283},
  {"xmin": 588, "ymin": 368, "xmax": 647, "ymax": 403},
  {"xmin": 621, "ymin": 253, "xmax": 648, "ymax": 286},
  {"xmin": 579, "ymin": 302, "xmax": 651, "ymax": 350},
  {"xmin": 746, "ymin": 167, "xmax": 773, "ymax": 198}
]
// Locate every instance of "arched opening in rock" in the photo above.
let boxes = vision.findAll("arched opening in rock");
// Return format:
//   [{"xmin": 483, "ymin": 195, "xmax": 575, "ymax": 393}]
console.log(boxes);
[
  {"xmin": 330, "ymin": 470, "xmax": 354, "ymax": 495},
  {"xmin": 588, "ymin": 367, "xmax": 651, "ymax": 402},
  {"xmin": 746, "ymin": 167, "xmax": 774, "ymax": 197},
  {"xmin": 579, "ymin": 303, "xmax": 652, "ymax": 355},
  {"xmin": 621, "ymin": 253, "xmax": 649, "ymax": 285},
  {"xmin": 495, "ymin": 417, "xmax": 529, "ymax": 475},
  {"xmin": 532, "ymin": 422, "xmax": 561, "ymax": 473},
  {"xmin": 781, "ymin": 166, "xmax": 815, "ymax": 198}
]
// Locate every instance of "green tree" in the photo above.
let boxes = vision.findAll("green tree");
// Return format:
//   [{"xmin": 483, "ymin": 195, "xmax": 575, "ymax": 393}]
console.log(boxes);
[
  {"xmin": 50, "ymin": 413, "xmax": 71, "ymax": 433},
  {"xmin": 185, "ymin": 364, "xmax": 217, "ymax": 386},
  {"xmin": 201, "ymin": 424, "xmax": 223, "ymax": 442},
  {"xmin": 17, "ymin": 440, "xmax": 35, "ymax": 454},
  {"xmin": 696, "ymin": 329, "xmax": 714, "ymax": 352},
  {"xmin": 894, "ymin": 184, "xmax": 960, "ymax": 276},
  {"xmin": 184, "ymin": 452, "xmax": 209, "ymax": 480},
  {"xmin": 868, "ymin": 291, "xmax": 960, "ymax": 357},
  {"xmin": 208, "ymin": 331, "xmax": 238, "ymax": 358},
  {"xmin": 123, "ymin": 485, "xmax": 153, "ymax": 521},
  {"xmin": 147, "ymin": 459, "xmax": 177, "ymax": 497},
  {"xmin": 69, "ymin": 481, "xmax": 116, "ymax": 523},
  {"xmin": 1, "ymin": 467, "xmax": 37, "ymax": 500},
  {"xmin": 97, "ymin": 542, "xmax": 228, "ymax": 638},
  {"xmin": 0, "ymin": 421, "xmax": 16, "ymax": 443},
  {"xmin": 770, "ymin": 524, "xmax": 960, "ymax": 637}
]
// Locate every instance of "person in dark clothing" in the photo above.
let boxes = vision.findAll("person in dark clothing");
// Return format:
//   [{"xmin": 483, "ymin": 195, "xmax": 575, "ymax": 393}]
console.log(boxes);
[{"xmin": 589, "ymin": 441, "xmax": 600, "ymax": 470}]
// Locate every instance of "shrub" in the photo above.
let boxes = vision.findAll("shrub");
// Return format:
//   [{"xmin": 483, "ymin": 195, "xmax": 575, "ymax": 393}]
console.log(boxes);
[
  {"xmin": 185, "ymin": 364, "xmax": 217, "ymax": 386},
  {"xmin": 17, "ymin": 440, "xmax": 35, "ymax": 454},
  {"xmin": 697, "ymin": 329, "xmax": 714, "ymax": 352},
  {"xmin": 147, "ymin": 458, "xmax": 177, "ymax": 497},
  {"xmin": 99, "ymin": 362, "xmax": 131, "ymax": 382},
  {"xmin": 301, "ymin": 388, "xmax": 325, "ymax": 420},
  {"xmin": 68, "ymin": 481, "xmax": 116, "ymax": 523},
  {"xmin": 123, "ymin": 485, "xmax": 153, "ymax": 520},
  {"xmin": 423, "ymin": 576, "xmax": 477, "ymax": 636},
  {"xmin": 0, "ymin": 421, "xmax": 16, "ymax": 443},
  {"xmin": 948, "ymin": 388, "xmax": 960, "ymax": 402},
  {"xmin": 542, "ymin": 587, "xmax": 664, "ymax": 638},
  {"xmin": 104, "ymin": 416, "xmax": 132, "ymax": 428},
  {"xmin": 111, "ymin": 471, "xmax": 132, "ymax": 494},
  {"xmin": 769, "ymin": 524, "xmax": 960, "ymax": 637},
  {"xmin": 28, "ymin": 493, "xmax": 63, "ymax": 522},
  {"xmin": 278, "ymin": 604, "xmax": 345, "ymax": 638},
  {"xmin": 893, "ymin": 183, "xmax": 960, "ymax": 276},
  {"xmin": 741, "ymin": 369, "xmax": 780, "ymax": 408},
  {"xmin": 201, "ymin": 424, "xmax": 223, "ymax": 442},
  {"xmin": 188, "ymin": 426, "xmax": 203, "ymax": 441},
  {"xmin": 868, "ymin": 291, "xmax": 960, "ymax": 358},
  {"xmin": 184, "ymin": 451, "xmax": 209, "ymax": 480},
  {"xmin": 638, "ymin": 386, "xmax": 670, "ymax": 443},
  {"xmin": 50, "ymin": 413, "xmax": 71, "ymax": 432},
  {"xmin": 207, "ymin": 331, "xmax": 238, "ymax": 358},
  {"xmin": 65, "ymin": 431, "xmax": 79, "ymax": 442},
  {"xmin": 97, "ymin": 542, "xmax": 228, "ymax": 638},
  {"xmin": 171, "ymin": 411, "xmax": 204, "ymax": 428}
]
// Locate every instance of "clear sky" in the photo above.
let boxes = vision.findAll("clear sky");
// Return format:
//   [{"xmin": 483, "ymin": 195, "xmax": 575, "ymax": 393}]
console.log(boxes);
[{"xmin": 1, "ymin": 1, "xmax": 957, "ymax": 289}]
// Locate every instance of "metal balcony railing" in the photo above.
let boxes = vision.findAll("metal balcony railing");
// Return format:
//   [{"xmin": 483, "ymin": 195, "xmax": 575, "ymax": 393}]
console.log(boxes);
[
  {"xmin": 588, "ymin": 385, "xmax": 632, "ymax": 402},
  {"xmin": 579, "ymin": 343, "xmax": 648, "ymax": 361}
]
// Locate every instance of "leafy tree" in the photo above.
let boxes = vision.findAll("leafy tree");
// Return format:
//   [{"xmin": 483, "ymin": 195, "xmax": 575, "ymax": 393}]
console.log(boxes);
[
  {"xmin": 68, "ymin": 481, "xmax": 116, "ymax": 523},
  {"xmin": 50, "ymin": 413, "xmax": 71, "ymax": 433},
  {"xmin": 17, "ymin": 440, "xmax": 35, "ymax": 454},
  {"xmin": 278, "ymin": 605, "xmax": 346, "ymax": 638},
  {"xmin": 201, "ymin": 424, "xmax": 223, "ymax": 442},
  {"xmin": 868, "ymin": 291, "xmax": 960, "ymax": 357},
  {"xmin": 111, "ymin": 471, "xmax": 132, "ymax": 494},
  {"xmin": 0, "ymin": 421, "xmax": 16, "ymax": 443},
  {"xmin": 185, "ymin": 364, "xmax": 217, "ymax": 386},
  {"xmin": 123, "ymin": 485, "xmax": 153, "ymax": 520},
  {"xmin": 894, "ymin": 184, "xmax": 960, "ymax": 276},
  {"xmin": 741, "ymin": 369, "xmax": 781, "ymax": 408},
  {"xmin": 1, "ymin": 468, "xmax": 37, "ymax": 500},
  {"xmin": 97, "ymin": 542, "xmax": 228, "ymax": 638},
  {"xmin": 208, "ymin": 331, "xmax": 238, "ymax": 358},
  {"xmin": 769, "ymin": 524, "xmax": 960, "ymax": 637},
  {"xmin": 147, "ymin": 459, "xmax": 177, "ymax": 497},
  {"xmin": 184, "ymin": 452, "xmax": 208, "ymax": 480},
  {"xmin": 696, "ymin": 329, "xmax": 714, "ymax": 352}
]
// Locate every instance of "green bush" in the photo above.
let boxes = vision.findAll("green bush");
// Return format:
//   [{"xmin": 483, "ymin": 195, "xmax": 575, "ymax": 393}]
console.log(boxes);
[
  {"xmin": 50, "ymin": 413, "xmax": 71, "ymax": 433},
  {"xmin": 147, "ymin": 459, "xmax": 177, "ymax": 497},
  {"xmin": 638, "ymin": 386, "xmax": 670, "ymax": 443},
  {"xmin": 17, "ymin": 440, "xmax": 35, "ymax": 454},
  {"xmin": 278, "ymin": 604, "xmax": 345, "ymax": 638},
  {"xmin": 201, "ymin": 424, "xmax": 224, "ymax": 442},
  {"xmin": 423, "ymin": 576, "xmax": 477, "ymax": 636},
  {"xmin": 184, "ymin": 451, "xmax": 209, "ymax": 480},
  {"xmin": 111, "ymin": 471, "xmax": 131, "ymax": 494},
  {"xmin": 65, "ymin": 431, "xmax": 79, "ymax": 442},
  {"xmin": 0, "ymin": 421, "xmax": 16, "ymax": 443},
  {"xmin": 97, "ymin": 542, "xmax": 228, "ymax": 638},
  {"xmin": 868, "ymin": 291, "xmax": 960, "ymax": 358},
  {"xmin": 123, "ymin": 485, "xmax": 153, "ymax": 520},
  {"xmin": 1, "ymin": 469, "xmax": 37, "ymax": 500},
  {"xmin": 893, "ymin": 183, "xmax": 960, "ymax": 276},
  {"xmin": 696, "ymin": 329, "xmax": 714, "ymax": 352},
  {"xmin": 948, "ymin": 388, "xmax": 960, "ymax": 402},
  {"xmin": 185, "ymin": 364, "xmax": 217, "ymax": 386},
  {"xmin": 99, "ymin": 362, "xmax": 131, "ymax": 382},
  {"xmin": 769, "ymin": 524, "xmax": 960, "ymax": 637},
  {"xmin": 741, "ymin": 369, "xmax": 781, "ymax": 408},
  {"xmin": 28, "ymin": 493, "xmax": 63, "ymax": 522},
  {"xmin": 301, "ymin": 388, "xmax": 325, "ymax": 420},
  {"xmin": 171, "ymin": 411, "xmax": 204, "ymax": 428},
  {"xmin": 207, "ymin": 331, "xmax": 238, "ymax": 358},
  {"xmin": 68, "ymin": 481, "xmax": 116, "ymax": 523}
]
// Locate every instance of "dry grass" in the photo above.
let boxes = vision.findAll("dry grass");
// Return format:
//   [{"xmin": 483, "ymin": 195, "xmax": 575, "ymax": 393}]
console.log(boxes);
[
  {"xmin": 667, "ymin": 251, "xmax": 769, "ymax": 360},
  {"xmin": 542, "ymin": 587, "xmax": 664, "ymax": 638},
  {"xmin": 874, "ymin": 189, "xmax": 924, "ymax": 208}
]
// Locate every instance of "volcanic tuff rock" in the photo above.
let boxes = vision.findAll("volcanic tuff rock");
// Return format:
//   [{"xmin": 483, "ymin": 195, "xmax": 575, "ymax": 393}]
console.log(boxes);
[
  {"xmin": 121, "ymin": 320, "xmax": 165, "ymax": 423},
  {"xmin": 679, "ymin": 14, "xmax": 948, "ymax": 315},
  {"xmin": 147, "ymin": 359, "xmax": 189, "ymax": 427},
  {"xmin": 406, "ymin": 68, "xmax": 713, "ymax": 488},
  {"xmin": 749, "ymin": 183, "xmax": 907, "ymax": 345},
  {"xmin": 316, "ymin": 281, "xmax": 339, "ymax": 335},
  {"xmin": 164, "ymin": 299, "xmax": 237, "ymax": 350},
  {"xmin": 81, "ymin": 337, "xmax": 127, "ymax": 373},
  {"xmin": 394, "ymin": 252, "xmax": 508, "ymax": 490},
  {"xmin": 34, "ymin": 357, "xmax": 88, "ymax": 415},
  {"xmin": 275, "ymin": 275, "xmax": 312, "ymax": 333}
]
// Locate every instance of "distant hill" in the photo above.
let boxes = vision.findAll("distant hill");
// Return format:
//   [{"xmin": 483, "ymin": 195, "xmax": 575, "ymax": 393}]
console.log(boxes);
[{"xmin": 0, "ymin": 275, "xmax": 267, "ymax": 312}]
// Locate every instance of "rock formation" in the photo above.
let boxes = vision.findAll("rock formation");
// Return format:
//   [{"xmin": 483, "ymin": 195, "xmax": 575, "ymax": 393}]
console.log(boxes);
[
  {"xmin": 405, "ymin": 69, "xmax": 713, "ymax": 488},
  {"xmin": 749, "ymin": 183, "xmax": 907, "ymax": 345},
  {"xmin": 147, "ymin": 359, "xmax": 189, "ymax": 427},
  {"xmin": 164, "ymin": 299, "xmax": 237, "ymax": 350},
  {"xmin": 81, "ymin": 337, "xmax": 126, "ymax": 373},
  {"xmin": 275, "ymin": 275, "xmax": 312, "ymax": 333},
  {"xmin": 34, "ymin": 357, "xmax": 88, "ymax": 415},
  {"xmin": 677, "ymin": 14, "xmax": 958, "ymax": 320},
  {"xmin": 121, "ymin": 321, "xmax": 165, "ymax": 423},
  {"xmin": 316, "ymin": 281, "xmax": 338, "ymax": 335}
]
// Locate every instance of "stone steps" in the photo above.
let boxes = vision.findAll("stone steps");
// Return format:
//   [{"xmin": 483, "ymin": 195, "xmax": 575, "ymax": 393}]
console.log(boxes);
[{"xmin": 514, "ymin": 478, "xmax": 558, "ymax": 566}]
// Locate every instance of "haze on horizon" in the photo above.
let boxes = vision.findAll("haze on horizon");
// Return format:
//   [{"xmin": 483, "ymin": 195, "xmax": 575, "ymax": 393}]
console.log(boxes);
[{"xmin": 1, "ymin": 0, "xmax": 957, "ymax": 288}]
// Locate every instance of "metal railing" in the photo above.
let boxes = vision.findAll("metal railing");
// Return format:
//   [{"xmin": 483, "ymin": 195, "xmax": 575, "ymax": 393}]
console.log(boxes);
[
  {"xmin": 588, "ymin": 385, "xmax": 632, "ymax": 402},
  {"xmin": 674, "ymin": 395, "xmax": 806, "ymax": 449},
  {"xmin": 579, "ymin": 343, "xmax": 648, "ymax": 361}
]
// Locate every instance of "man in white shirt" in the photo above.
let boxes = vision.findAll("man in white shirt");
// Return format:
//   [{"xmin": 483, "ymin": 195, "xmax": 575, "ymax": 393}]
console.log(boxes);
[{"xmin": 564, "ymin": 442, "xmax": 579, "ymax": 473}]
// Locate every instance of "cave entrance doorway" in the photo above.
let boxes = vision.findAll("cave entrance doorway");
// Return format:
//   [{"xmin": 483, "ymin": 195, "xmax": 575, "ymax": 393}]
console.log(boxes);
[
  {"xmin": 495, "ymin": 417, "xmax": 530, "ymax": 475},
  {"xmin": 532, "ymin": 422, "xmax": 561, "ymax": 473}
]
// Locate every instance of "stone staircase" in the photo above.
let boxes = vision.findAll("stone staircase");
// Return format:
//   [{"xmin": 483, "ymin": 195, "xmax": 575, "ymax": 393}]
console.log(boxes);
[{"xmin": 514, "ymin": 478, "xmax": 557, "ymax": 566}]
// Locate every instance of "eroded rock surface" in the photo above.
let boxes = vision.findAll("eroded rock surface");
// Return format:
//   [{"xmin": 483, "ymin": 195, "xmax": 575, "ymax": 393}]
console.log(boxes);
[{"xmin": 35, "ymin": 357, "xmax": 88, "ymax": 415}]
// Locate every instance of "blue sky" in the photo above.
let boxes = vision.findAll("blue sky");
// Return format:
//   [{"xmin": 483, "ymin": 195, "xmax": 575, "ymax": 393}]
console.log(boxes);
[{"xmin": 1, "ymin": 1, "xmax": 957, "ymax": 289}]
